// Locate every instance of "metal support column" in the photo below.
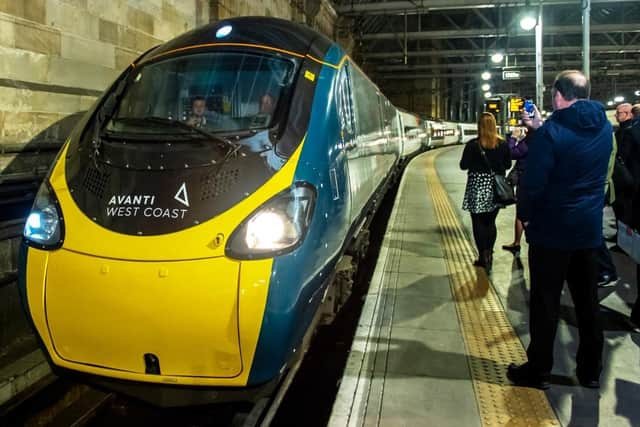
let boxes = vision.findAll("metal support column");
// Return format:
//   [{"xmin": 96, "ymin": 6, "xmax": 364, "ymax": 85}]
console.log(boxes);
[
  {"xmin": 404, "ymin": 13, "xmax": 408, "ymax": 65},
  {"xmin": 582, "ymin": 0, "xmax": 591, "ymax": 79},
  {"xmin": 535, "ymin": 3, "xmax": 544, "ymax": 109},
  {"xmin": 458, "ymin": 84, "xmax": 464, "ymax": 121}
]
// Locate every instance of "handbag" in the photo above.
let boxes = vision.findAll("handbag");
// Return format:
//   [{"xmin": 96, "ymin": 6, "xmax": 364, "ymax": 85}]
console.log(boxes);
[
  {"xmin": 506, "ymin": 167, "xmax": 520, "ymax": 186},
  {"xmin": 478, "ymin": 143, "xmax": 516, "ymax": 206}
]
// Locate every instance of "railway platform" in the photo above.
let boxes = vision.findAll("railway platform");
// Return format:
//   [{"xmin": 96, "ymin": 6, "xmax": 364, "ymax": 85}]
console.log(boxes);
[{"xmin": 329, "ymin": 145, "xmax": 640, "ymax": 426}]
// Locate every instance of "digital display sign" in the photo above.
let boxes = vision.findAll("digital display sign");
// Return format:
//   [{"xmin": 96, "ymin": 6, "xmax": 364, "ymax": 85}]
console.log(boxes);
[
  {"xmin": 485, "ymin": 100, "xmax": 500, "ymax": 114},
  {"xmin": 509, "ymin": 97, "xmax": 524, "ymax": 113}
]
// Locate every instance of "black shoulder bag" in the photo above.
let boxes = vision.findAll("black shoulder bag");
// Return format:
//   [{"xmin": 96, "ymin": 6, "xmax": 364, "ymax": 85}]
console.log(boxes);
[{"xmin": 478, "ymin": 143, "xmax": 516, "ymax": 207}]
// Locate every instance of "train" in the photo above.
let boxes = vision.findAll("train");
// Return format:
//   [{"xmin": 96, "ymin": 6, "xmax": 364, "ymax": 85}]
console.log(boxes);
[
  {"xmin": 423, "ymin": 120, "xmax": 477, "ymax": 148},
  {"xmin": 18, "ymin": 17, "xmax": 474, "ymax": 407}
]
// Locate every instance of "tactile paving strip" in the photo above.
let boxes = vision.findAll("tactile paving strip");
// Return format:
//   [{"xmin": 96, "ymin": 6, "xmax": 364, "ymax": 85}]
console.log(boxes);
[{"xmin": 424, "ymin": 149, "xmax": 560, "ymax": 427}]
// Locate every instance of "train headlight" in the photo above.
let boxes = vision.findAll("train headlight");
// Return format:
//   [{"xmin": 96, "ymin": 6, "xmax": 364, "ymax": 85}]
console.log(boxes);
[
  {"xmin": 23, "ymin": 183, "xmax": 64, "ymax": 249},
  {"xmin": 226, "ymin": 183, "xmax": 315, "ymax": 259}
]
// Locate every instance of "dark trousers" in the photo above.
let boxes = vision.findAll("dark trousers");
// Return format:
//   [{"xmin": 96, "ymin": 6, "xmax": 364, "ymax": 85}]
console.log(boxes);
[
  {"xmin": 595, "ymin": 240, "xmax": 617, "ymax": 279},
  {"xmin": 470, "ymin": 209, "xmax": 499, "ymax": 253},
  {"xmin": 612, "ymin": 194, "xmax": 633, "ymax": 226},
  {"xmin": 527, "ymin": 245, "xmax": 603, "ymax": 376}
]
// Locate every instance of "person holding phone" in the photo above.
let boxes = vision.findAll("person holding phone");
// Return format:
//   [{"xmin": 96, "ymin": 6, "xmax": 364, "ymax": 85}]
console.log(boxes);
[
  {"xmin": 507, "ymin": 70, "xmax": 612, "ymax": 389},
  {"xmin": 502, "ymin": 125, "xmax": 530, "ymax": 255}
]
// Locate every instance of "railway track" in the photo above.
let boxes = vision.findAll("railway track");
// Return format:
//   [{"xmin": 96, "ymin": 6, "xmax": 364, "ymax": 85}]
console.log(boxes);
[
  {"xmin": 1, "ymin": 368, "xmax": 306, "ymax": 427},
  {"xmin": 0, "ymin": 156, "xmax": 400, "ymax": 427}
]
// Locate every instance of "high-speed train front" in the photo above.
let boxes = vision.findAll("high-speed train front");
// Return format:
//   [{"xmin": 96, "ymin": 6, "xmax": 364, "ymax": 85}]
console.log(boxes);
[{"xmin": 18, "ymin": 17, "xmax": 400, "ymax": 405}]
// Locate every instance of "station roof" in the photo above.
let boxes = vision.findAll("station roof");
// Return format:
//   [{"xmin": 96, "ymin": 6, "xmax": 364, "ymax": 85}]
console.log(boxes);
[{"xmin": 334, "ymin": 0, "xmax": 640, "ymax": 104}]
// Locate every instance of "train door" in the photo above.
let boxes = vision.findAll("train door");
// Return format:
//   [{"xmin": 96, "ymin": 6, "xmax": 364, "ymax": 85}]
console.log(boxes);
[
  {"xmin": 349, "ymin": 68, "xmax": 384, "ymax": 222},
  {"xmin": 397, "ymin": 111, "xmax": 406, "ymax": 157},
  {"xmin": 379, "ymin": 97, "xmax": 398, "ymax": 177},
  {"xmin": 336, "ymin": 62, "xmax": 358, "ymax": 223}
]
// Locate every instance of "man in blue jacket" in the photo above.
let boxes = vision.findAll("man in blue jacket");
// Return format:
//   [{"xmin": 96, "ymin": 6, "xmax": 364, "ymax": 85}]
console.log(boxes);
[{"xmin": 508, "ymin": 70, "xmax": 612, "ymax": 389}]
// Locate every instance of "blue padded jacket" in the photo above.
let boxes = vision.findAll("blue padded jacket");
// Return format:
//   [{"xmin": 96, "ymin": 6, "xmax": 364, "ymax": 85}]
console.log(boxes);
[{"xmin": 519, "ymin": 100, "xmax": 613, "ymax": 249}]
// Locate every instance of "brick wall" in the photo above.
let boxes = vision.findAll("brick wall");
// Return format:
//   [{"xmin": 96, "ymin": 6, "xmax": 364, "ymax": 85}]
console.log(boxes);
[
  {"xmin": 0, "ymin": 0, "xmax": 338, "ymax": 150},
  {"xmin": 0, "ymin": 0, "xmax": 207, "ymax": 148}
]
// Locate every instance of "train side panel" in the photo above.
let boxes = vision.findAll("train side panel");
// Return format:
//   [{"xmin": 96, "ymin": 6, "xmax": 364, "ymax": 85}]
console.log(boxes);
[
  {"xmin": 399, "ymin": 110, "xmax": 422, "ymax": 159},
  {"xmin": 459, "ymin": 122, "xmax": 478, "ymax": 143}
]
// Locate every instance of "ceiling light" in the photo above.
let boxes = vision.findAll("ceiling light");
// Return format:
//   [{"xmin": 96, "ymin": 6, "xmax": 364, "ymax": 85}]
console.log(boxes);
[
  {"xmin": 520, "ymin": 15, "xmax": 537, "ymax": 31},
  {"xmin": 481, "ymin": 71, "xmax": 491, "ymax": 80},
  {"xmin": 491, "ymin": 52, "xmax": 504, "ymax": 63},
  {"xmin": 607, "ymin": 101, "xmax": 614, "ymax": 106},
  {"xmin": 484, "ymin": 91, "xmax": 492, "ymax": 99},
  {"xmin": 614, "ymin": 96, "xmax": 624, "ymax": 103},
  {"xmin": 635, "ymin": 90, "xmax": 640, "ymax": 96},
  {"xmin": 481, "ymin": 83, "xmax": 491, "ymax": 91}
]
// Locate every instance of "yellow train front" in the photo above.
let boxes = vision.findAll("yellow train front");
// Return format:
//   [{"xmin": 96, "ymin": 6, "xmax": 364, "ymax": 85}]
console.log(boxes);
[{"xmin": 18, "ymin": 17, "xmax": 401, "ymax": 406}]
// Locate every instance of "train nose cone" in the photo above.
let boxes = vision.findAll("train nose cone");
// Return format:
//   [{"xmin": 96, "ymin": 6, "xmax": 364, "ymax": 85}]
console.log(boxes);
[{"xmin": 44, "ymin": 251, "xmax": 242, "ymax": 378}]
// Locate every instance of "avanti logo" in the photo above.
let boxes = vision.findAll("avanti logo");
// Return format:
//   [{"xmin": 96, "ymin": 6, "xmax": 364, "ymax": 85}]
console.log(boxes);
[{"xmin": 174, "ymin": 183, "xmax": 190, "ymax": 207}]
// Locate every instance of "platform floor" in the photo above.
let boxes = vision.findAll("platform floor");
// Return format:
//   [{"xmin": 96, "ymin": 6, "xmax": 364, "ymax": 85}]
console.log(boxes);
[{"xmin": 329, "ymin": 146, "xmax": 640, "ymax": 427}]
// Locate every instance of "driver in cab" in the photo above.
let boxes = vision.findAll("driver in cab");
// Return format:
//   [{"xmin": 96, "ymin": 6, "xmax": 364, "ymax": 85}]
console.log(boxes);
[{"xmin": 186, "ymin": 96, "xmax": 207, "ymax": 128}]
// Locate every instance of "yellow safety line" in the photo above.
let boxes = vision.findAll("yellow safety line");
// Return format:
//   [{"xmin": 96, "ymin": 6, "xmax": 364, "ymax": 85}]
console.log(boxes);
[{"xmin": 424, "ymin": 147, "xmax": 560, "ymax": 427}]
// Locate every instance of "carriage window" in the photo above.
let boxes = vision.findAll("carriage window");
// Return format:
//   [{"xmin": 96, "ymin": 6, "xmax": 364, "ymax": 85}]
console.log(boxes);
[
  {"xmin": 351, "ymin": 67, "xmax": 382, "ymax": 136},
  {"xmin": 106, "ymin": 52, "xmax": 297, "ymax": 134},
  {"xmin": 337, "ymin": 65, "xmax": 354, "ymax": 135}
]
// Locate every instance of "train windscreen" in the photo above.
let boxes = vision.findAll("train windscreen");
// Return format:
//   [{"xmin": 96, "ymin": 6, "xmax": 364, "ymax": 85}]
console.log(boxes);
[{"xmin": 106, "ymin": 52, "xmax": 297, "ymax": 135}]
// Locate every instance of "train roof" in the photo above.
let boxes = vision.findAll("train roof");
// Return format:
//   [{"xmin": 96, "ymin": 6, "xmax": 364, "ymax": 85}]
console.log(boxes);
[{"xmin": 143, "ymin": 16, "xmax": 335, "ymax": 63}]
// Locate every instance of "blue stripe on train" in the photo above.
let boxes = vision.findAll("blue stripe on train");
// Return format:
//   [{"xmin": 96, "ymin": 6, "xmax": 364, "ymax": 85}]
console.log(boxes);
[{"xmin": 247, "ymin": 43, "xmax": 350, "ymax": 384}]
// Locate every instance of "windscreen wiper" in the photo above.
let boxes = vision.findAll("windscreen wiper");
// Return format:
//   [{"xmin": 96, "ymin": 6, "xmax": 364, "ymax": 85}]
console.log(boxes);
[
  {"xmin": 90, "ymin": 70, "xmax": 134, "ymax": 169},
  {"xmin": 108, "ymin": 117, "xmax": 240, "ymax": 152}
]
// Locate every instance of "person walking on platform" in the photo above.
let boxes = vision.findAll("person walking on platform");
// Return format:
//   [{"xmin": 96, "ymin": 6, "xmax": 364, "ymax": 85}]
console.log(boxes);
[
  {"xmin": 615, "ymin": 104, "xmax": 640, "ymax": 331},
  {"xmin": 612, "ymin": 103, "xmax": 638, "ymax": 226},
  {"xmin": 460, "ymin": 112, "xmax": 511, "ymax": 272},
  {"xmin": 502, "ymin": 126, "xmax": 530, "ymax": 256},
  {"xmin": 596, "ymin": 135, "xmax": 619, "ymax": 287},
  {"xmin": 507, "ymin": 70, "xmax": 612, "ymax": 390}
]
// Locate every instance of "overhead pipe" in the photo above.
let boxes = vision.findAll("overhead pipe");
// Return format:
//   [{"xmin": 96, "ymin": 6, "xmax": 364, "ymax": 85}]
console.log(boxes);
[
  {"xmin": 362, "ymin": 44, "xmax": 640, "ymax": 59},
  {"xmin": 336, "ymin": 0, "xmax": 638, "ymax": 15},
  {"xmin": 360, "ymin": 24, "xmax": 639, "ymax": 41}
]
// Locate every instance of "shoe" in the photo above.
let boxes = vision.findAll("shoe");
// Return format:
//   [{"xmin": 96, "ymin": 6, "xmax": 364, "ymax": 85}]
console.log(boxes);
[
  {"xmin": 597, "ymin": 275, "xmax": 618, "ymax": 288},
  {"xmin": 502, "ymin": 243, "xmax": 521, "ymax": 254},
  {"xmin": 507, "ymin": 363, "xmax": 551, "ymax": 390},
  {"xmin": 576, "ymin": 366, "xmax": 601, "ymax": 389},
  {"xmin": 576, "ymin": 371, "xmax": 600, "ymax": 388},
  {"xmin": 577, "ymin": 377, "xmax": 600, "ymax": 388}
]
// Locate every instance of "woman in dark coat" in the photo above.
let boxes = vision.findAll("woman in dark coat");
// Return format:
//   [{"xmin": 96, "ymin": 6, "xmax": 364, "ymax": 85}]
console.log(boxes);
[
  {"xmin": 502, "ymin": 126, "xmax": 530, "ymax": 255},
  {"xmin": 460, "ymin": 112, "xmax": 512, "ymax": 271}
]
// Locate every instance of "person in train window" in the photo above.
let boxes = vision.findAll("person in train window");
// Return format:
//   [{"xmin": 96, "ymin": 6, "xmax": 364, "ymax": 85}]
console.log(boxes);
[
  {"xmin": 508, "ymin": 70, "xmax": 612, "ymax": 390},
  {"xmin": 459, "ymin": 112, "xmax": 511, "ymax": 272},
  {"xmin": 250, "ymin": 93, "xmax": 276, "ymax": 128},
  {"xmin": 186, "ymin": 95, "xmax": 207, "ymax": 128},
  {"xmin": 259, "ymin": 93, "xmax": 276, "ymax": 115},
  {"xmin": 502, "ymin": 126, "xmax": 530, "ymax": 256}
]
